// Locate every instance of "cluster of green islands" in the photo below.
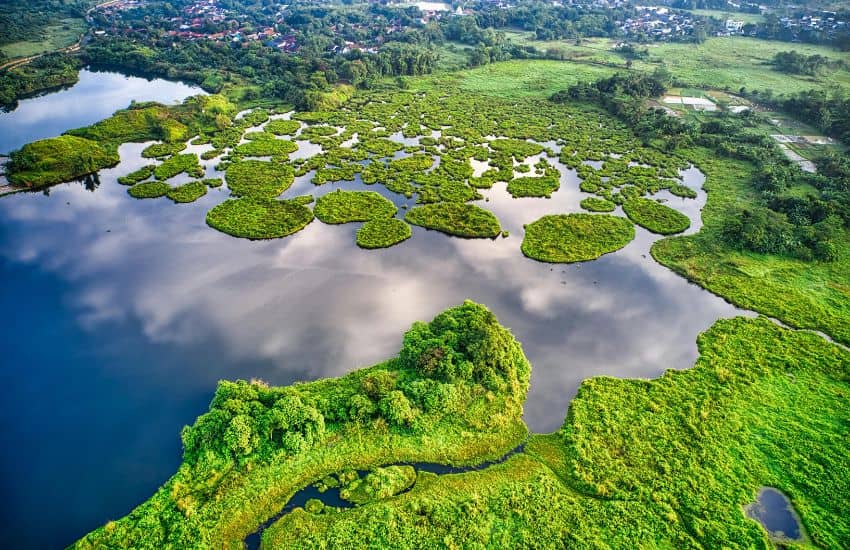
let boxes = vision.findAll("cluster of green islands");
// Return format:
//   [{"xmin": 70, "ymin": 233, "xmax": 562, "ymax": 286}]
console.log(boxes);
[{"xmin": 2, "ymin": 0, "xmax": 850, "ymax": 547}]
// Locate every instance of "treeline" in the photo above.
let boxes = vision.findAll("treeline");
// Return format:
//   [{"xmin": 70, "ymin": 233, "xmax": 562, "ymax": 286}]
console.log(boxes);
[
  {"xmin": 745, "ymin": 87, "xmax": 850, "ymax": 145},
  {"xmin": 0, "ymin": 0, "xmax": 91, "ymax": 46},
  {"xmin": 552, "ymin": 71, "xmax": 849, "ymax": 261},
  {"xmin": 0, "ymin": 53, "xmax": 82, "ymax": 107},
  {"xmin": 772, "ymin": 50, "xmax": 843, "ymax": 75}
]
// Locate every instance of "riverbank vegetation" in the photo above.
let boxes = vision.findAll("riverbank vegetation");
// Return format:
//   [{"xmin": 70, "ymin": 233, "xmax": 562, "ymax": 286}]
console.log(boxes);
[
  {"xmin": 257, "ymin": 316, "xmax": 850, "ymax": 549},
  {"xmin": 72, "ymin": 302, "xmax": 531, "ymax": 548},
  {"xmin": 6, "ymin": 135, "xmax": 117, "ymax": 188},
  {"xmin": 521, "ymin": 214, "xmax": 635, "ymax": 263}
]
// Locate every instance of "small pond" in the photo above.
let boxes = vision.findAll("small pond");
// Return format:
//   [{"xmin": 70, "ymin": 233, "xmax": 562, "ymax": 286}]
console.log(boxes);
[{"xmin": 746, "ymin": 487, "xmax": 805, "ymax": 543}]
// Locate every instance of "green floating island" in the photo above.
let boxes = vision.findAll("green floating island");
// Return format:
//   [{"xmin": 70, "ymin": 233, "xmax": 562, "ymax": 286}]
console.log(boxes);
[
  {"xmin": 507, "ymin": 175, "xmax": 560, "ymax": 198},
  {"xmin": 489, "ymin": 138, "xmax": 544, "ymax": 160},
  {"xmin": 357, "ymin": 218, "xmax": 412, "ymax": 249},
  {"xmin": 141, "ymin": 141, "xmax": 187, "ymax": 159},
  {"xmin": 225, "ymin": 160, "xmax": 295, "ymax": 199},
  {"xmin": 314, "ymin": 190, "xmax": 397, "ymax": 224},
  {"xmin": 6, "ymin": 135, "xmax": 119, "ymax": 188},
  {"xmin": 405, "ymin": 203, "xmax": 501, "ymax": 238},
  {"xmin": 265, "ymin": 119, "xmax": 301, "ymax": 136},
  {"xmin": 154, "ymin": 153, "xmax": 204, "ymax": 181},
  {"xmin": 117, "ymin": 165, "xmax": 155, "ymax": 186},
  {"xmin": 623, "ymin": 197, "xmax": 691, "ymax": 235},
  {"xmin": 167, "ymin": 181, "xmax": 207, "ymax": 204},
  {"xmin": 580, "ymin": 197, "xmax": 616, "ymax": 212},
  {"xmin": 128, "ymin": 181, "xmax": 170, "ymax": 199},
  {"xmin": 233, "ymin": 136, "xmax": 298, "ymax": 157},
  {"xmin": 521, "ymin": 213, "xmax": 635, "ymax": 263},
  {"xmin": 339, "ymin": 466, "xmax": 417, "ymax": 505},
  {"xmin": 669, "ymin": 184, "xmax": 698, "ymax": 199},
  {"xmin": 206, "ymin": 197, "xmax": 313, "ymax": 239}
]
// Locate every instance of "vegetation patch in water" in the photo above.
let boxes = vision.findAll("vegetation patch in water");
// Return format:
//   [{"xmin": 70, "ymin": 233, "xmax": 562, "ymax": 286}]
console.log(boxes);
[
  {"xmin": 669, "ymin": 184, "xmax": 697, "ymax": 199},
  {"xmin": 265, "ymin": 119, "xmax": 301, "ymax": 136},
  {"xmin": 167, "ymin": 181, "xmax": 207, "ymax": 203},
  {"xmin": 206, "ymin": 197, "xmax": 313, "ymax": 239},
  {"xmin": 154, "ymin": 153, "xmax": 204, "ymax": 181},
  {"xmin": 580, "ymin": 197, "xmax": 616, "ymax": 212},
  {"xmin": 6, "ymin": 135, "xmax": 119, "ymax": 188},
  {"xmin": 128, "ymin": 181, "xmax": 170, "ymax": 199},
  {"xmin": 405, "ymin": 203, "xmax": 501, "ymax": 238},
  {"xmin": 142, "ymin": 142, "xmax": 187, "ymax": 159},
  {"xmin": 117, "ymin": 165, "xmax": 155, "ymax": 186},
  {"xmin": 339, "ymin": 466, "xmax": 417, "ymax": 505},
  {"xmin": 356, "ymin": 218, "xmax": 412, "ymax": 249},
  {"xmin": 507, "ymin": 174, "xmax": 559, "ymax": 198},
  {"xmin": 233, "ymin": 137, "xmax": 298, "ymax": 157},
  {"xmin": 314, "ymin": 190, "xmax": 397, "ymax": 224},
  {"xmin": 489, "ymin": 138, "xmax": 544, "ymax": 160},
  {"xmin": 623, "ymin": 197, "xmax": 691, "ymax": 235},
  {"xmin": 521, "ymin": 214, "xmax": 634, "ymax": 263},
  {"xmin": 225, "ymin": 160, "xmax": 295, "ymax": 199}
]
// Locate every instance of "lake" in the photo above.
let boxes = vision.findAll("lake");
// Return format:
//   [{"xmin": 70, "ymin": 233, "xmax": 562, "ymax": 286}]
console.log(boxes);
[{"xmin": 0, "ymin": 71, "xmax": 750, "ymax": 548}]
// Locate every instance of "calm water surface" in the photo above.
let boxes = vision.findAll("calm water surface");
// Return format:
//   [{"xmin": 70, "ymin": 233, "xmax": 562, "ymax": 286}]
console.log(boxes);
[
  {"xmin": 0, "ymin": 69, "xmax": 203, "ymax": 153},
  {"xmin": 0, "ymin": 73, "xmax": 751, "ymax": 547}
]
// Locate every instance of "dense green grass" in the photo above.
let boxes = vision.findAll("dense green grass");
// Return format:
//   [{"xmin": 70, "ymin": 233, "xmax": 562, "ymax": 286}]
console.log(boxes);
[
  {"xmin": 521, "ymin": 214, "xmax": 634, "ymax": 263},
  {"xmin": 356, "ymin": 218, "xmax": 412, "ymax": 249},
  {"xmin": 314, "ymin": 190, "xmax": 397, "ymax": 224},
  {"xmin": 405, "ymin": 203, "xmax": 501, "ymax": 238},
  {"xmin": 117, "ymin": 165, "xmax": 155, "ymax": 186},
  {"xmin": 6, "ymin": 135, "xmax": 118, "ymax": 188},
  {"xmin": 652, "ymin": 148, "xmax": 850, "ymax": 346},
  {"xmin": 623, "ymin": 197, "xmax": 691, "ymax": 235},
  {"xmin": 233, "ymin": 136, "xmax": 298, "ymax": 157},
  {"xmin": 72, "ymin": 302, "xmax": 531, "ymax": 548},
  {"xmin": 128, "ymin": 181, "xmax": 170, "ymax": 199},
  {"xmin": 580, "ymin": 197, "xmax": 615, "ymax": 212},
  {"xmin": 0, "ymin": 17, "xmax": 86, "ymax": 59},
  {"xmin": 141, "ymin": 142, "xmax": 187, "ymax": 159},
  {"xmin": 206, "ymin": 197, "xmax": 314, "ymax": 239},
  {"xmin": 153, "ymin": 153, "xmax": 204, "ymax": 181},
  {"xmin": 265, "ymin": 119, "xmax": 301, "ymax": 136},
  {"xmin": 167, "ymin": 180, "xmax": 207, "ymax": 203},
  {"xmin": 262, "ymin": 316, "xmax": 850, "ymax": 549},
  {"xmin": 225, "ymin": 160, "xmax": 295, "ymax": 199}
]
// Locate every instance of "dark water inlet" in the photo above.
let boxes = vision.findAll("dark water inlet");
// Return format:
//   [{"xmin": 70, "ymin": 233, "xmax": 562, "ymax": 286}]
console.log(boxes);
[
  {"xmin": 243, "ymin": 444, "xmax": 526, "ymax": 549},
  {"xmin": 745, "ymin": 487, "xmax": 804, "ymax": 542}
]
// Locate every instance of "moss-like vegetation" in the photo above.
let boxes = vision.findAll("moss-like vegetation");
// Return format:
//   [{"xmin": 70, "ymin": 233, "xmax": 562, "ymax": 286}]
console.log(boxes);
[
  {"xmin": 6, "ymin": 135, "xmax": 119, "ymax": 188},
  {"xmin": 314, "ymin": 190, "xmax": 397, "ymax": 224},
  {"xmin": 72, "ymin": 302, "xmax": 530, "ymax": 548},
  {"xmin": 167, "ymin": 181, "xmax": 207, "ymax": 204},
  {"xmin": 154, "ymin": 154, "xmax": 204, "ymax": 181},
  {"xmin": 506, "ymin": 174, "xmax": 559, "ymax": 198},
  {"xmin": 580, "ymin": 197, "xmax": 616, "ymax": 212},
  {"xmin": 233, "ymin": 137, "xmax": 298, "ymax": 157},
  {"xmin": 623, "ymin": 197, "xmax": 691, "ymax": 235},
  {"xmin": 128, "ymin": 181, "xmax": 170, "ymax": 199},
  {"xmin": 206, "ymin": 197, "xmax": 313, "ymax": 240},
  {"xmin": 669, "ymin": 184, "xmax": 697, "ymax": 199},
  {"xmin": 265, "ymin": 119, "xmax": 301, "ymax": 136},
  {"xmin": 339, "ymin": 466, "xmax": 416, "ymax": 505},
  {"xmin": 202, "ymin": 178, "xmax": 223, "ymax": 188},
  {"xmin": 225, "ymin": 161, "xmax": 295, "ymax": 199},
  {"xmin": 521, "ymin": 214, "xmax": 634, "ymax": 263},
  {"xmin": 356, "ymin": 218, "xmax": 412, "ymax": 249},
  {"xmin": 142, "ymin": 142, "xmax": 187, "ymax": 159},
  {"xmin": 405, "ymin": 203, "xmax": 501, "ymax": 238},
  {"xmin": 489, "ymin": 138, "xmax": 544, "ymax": 160},
  {"xmin": 117, "ymin": 165, "xmax": 155, "ymax": 186}
]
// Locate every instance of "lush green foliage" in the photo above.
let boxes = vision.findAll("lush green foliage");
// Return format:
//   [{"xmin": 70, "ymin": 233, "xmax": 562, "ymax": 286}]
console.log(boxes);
[
  {"xmin": 7, "ymin": 135, "xmax": 118, "ymax": 188},
  {"xmin": 405, "ymin": 203, "xmax": 501, "ymax": 239},
  {"xmin": 339, "ymin": 466, "xmax": 416, "ymax": 505},
  {"xmin": 522, "ymin": 214, "xmax": 634, "ymax": 263},
  {"xmin": 73, "ymin": 302, "xmax": 529, "ymax": 548},
  {"xmin": 623, "ymin": 197, "xmax": 691, "ymax": 235},
  {"xmin": 206, "ymin": 197, "xmax": 313, "ymax": 240},
  {"xmin": 117, "ymin": 165, "xmax": 154, "ymax": 186},
  {"xmin": 265, "ymin": 120, "xmax": 301, "ymax": 136},
  {"xmin": 263, "ymin": 317, "xmax": 850, "ymax": 549},
  {"xmin": 580, "ymin": 197, "xmax": 616, "ymax": 212},
  {"xmin": 128, "ymin": 181, "xmax": 170, "ymax": 199},
  {"xmin": 154, "ymin": 153, "xmax": 204, "ymax": 181},
  {"xmin": 356, "ymin": 218, "xmax": 412, "ymax": 250},
  {"xmin": 167, "ymin": 181, "xmax": 207, "ymax": 204},
  {"xmin": 141, "ymin": 142, "xmax": 187, "ymax": 159},
  {"xmin": 314, "ymin": 190, "xmax": 397, "ymax": 224},
  {"xmin": 233, "ymin": 136, "xmax": 298, "ymax": 158},
  {"xmin": 225, "ymin": 161, "xmax": 294, "ymax": 199}
]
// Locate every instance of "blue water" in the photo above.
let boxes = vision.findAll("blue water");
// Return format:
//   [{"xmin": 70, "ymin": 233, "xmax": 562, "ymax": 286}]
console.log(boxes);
[
  {"xmin": 747, "ymin": 487, "xmax": 803, "ymax": 541},
  {"xmin": 0, "ymin": 71, "xmax": 753, "ymax": 548}
]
